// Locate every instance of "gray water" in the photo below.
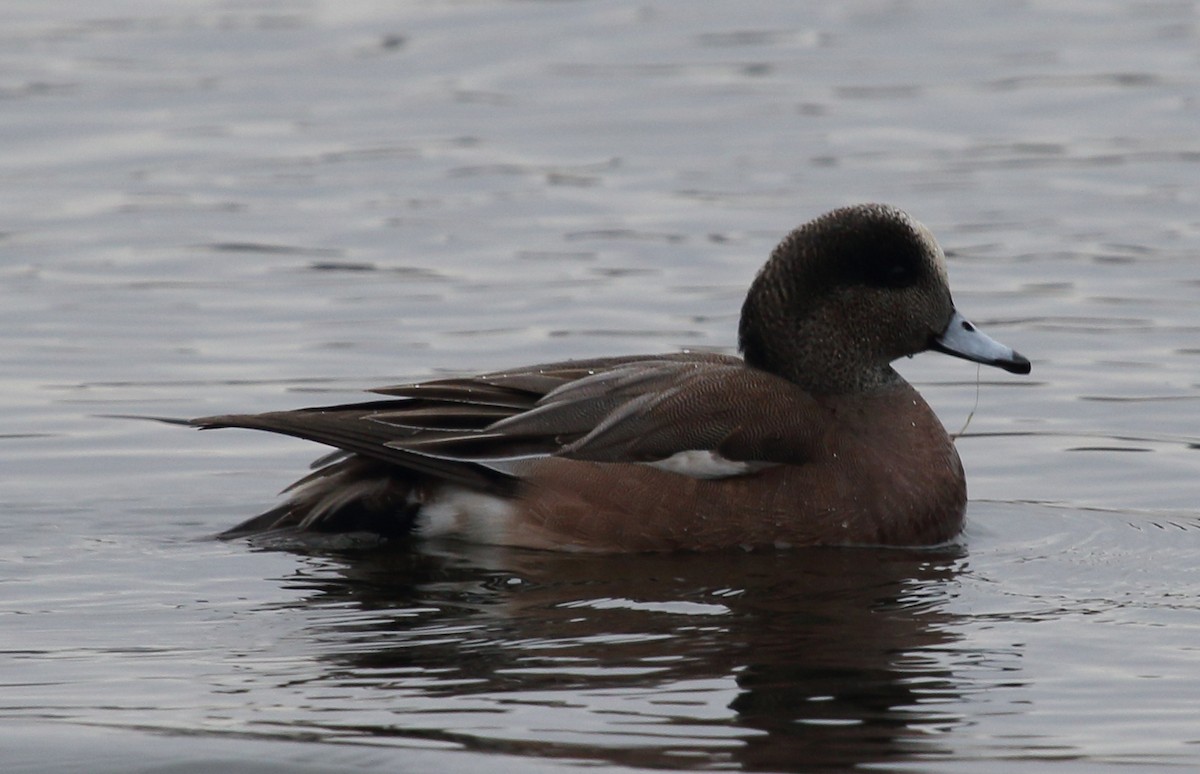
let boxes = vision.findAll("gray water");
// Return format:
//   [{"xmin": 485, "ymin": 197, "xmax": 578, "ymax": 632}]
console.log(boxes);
[{"xmin": 3, "ymin": 1, "xmax": 1200, "ymax": 771}]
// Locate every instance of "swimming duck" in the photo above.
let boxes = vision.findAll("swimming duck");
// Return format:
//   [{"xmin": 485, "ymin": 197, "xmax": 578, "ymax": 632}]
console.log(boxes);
[{"xmin": 194, "ymin": 203, "xmax": 1030, "ymax": 551}]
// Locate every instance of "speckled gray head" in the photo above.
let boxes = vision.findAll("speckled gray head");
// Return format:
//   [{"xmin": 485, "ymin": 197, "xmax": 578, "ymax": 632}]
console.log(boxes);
[{"xmin": 738, "ymin": 203, "xmax": 1030, "ymax": 393}]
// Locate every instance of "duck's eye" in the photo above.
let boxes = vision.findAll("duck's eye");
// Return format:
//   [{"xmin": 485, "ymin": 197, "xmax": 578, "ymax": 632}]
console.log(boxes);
[
  {"xmin": 890, "ymin": 261, "xmax": 919, "ymax": 285},
  {"xmin": 859, "ymin": 254, "xmax": 920, "ymax": 288}
]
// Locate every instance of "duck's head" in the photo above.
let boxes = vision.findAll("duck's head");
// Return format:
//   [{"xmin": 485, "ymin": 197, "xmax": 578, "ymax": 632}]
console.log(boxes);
[{"xmin": 738, "ymin": 203, "xmax": 1030, "ymax": 394}]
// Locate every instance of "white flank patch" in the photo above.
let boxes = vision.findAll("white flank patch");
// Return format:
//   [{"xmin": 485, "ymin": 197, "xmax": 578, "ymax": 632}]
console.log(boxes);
[
  {"xmin": 418, "ymin": 486, "xmax": 515, "ymax": 544},
  {"xmin": 645, "ymin": 450, "xmax": 770, "ymax": 479}
]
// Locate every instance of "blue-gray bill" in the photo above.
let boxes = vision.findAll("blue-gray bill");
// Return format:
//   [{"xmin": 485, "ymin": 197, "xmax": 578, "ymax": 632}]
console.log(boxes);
[{"xmin": 929, "ymin": 309, "xmax": 1031, "ymax": 375}]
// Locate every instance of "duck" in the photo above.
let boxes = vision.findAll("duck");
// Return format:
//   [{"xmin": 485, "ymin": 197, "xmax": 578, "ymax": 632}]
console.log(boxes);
[{"xmin": 193, "ymin": 203, "xmax": 1030, "ymax": 552}]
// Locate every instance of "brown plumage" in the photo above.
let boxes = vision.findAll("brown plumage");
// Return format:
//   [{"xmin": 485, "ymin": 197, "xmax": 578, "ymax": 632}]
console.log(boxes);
[{"xmin": 193, "ymin": 203, "xmax": 1030, "ymax": 551}]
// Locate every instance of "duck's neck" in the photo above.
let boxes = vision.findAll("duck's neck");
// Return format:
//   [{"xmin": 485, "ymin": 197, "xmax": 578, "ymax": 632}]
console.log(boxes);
[
  {"xmin": 739, "ymin": 297, "xmax": 904, "ymax": 395},
  {"xmin": 745, "ymin": 346, "xmax": 904, "ymax": 396}
]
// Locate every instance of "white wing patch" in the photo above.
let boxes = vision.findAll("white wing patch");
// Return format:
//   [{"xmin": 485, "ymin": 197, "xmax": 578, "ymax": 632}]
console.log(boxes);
[{"xmin": 645, "ymin": 450, "xmax": 772, "ymax": 479}]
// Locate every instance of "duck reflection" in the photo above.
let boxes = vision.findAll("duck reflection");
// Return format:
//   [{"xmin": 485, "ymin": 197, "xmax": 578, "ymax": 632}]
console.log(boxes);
[{"xmin": 261, "ymin": 540, "xmax": 975, "ymax": 771}]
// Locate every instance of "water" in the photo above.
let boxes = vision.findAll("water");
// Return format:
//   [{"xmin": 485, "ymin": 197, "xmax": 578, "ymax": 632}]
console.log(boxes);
[{"xmin": 3, "ymin": 1, "xmax": 1200, "ymax": 771}]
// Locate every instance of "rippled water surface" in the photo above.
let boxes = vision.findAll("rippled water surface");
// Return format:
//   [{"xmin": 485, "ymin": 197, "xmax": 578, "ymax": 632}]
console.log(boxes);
[{"xmin": 4, "ymin": 1, "xmax": 1200, "ymax": 771}]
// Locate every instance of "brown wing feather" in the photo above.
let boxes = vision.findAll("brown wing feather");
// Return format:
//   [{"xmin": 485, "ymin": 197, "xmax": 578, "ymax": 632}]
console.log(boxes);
[
  {"xmin": 556, "ymin": 365, "xmax": 823, "ymax": 465},
  {"xmin": 196, "ymin": 351, "xmax": 815, "ymax": 499},
  {"xmin": 376, "ymin": 359, "xmax": 825, "ymax": 469},
  {"xmin": 192, "ymin": 409, "xmax": 516, "ymax": 494}
]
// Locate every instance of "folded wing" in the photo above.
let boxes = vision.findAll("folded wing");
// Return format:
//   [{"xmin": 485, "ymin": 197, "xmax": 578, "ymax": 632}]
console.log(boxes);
[
  {"xmin": 196, "ymin": 351, "xmax": 825, "ymax": 481},
  {"xmin": 194, "ymin": 352, "xmax": 827, "ymax": 535}
]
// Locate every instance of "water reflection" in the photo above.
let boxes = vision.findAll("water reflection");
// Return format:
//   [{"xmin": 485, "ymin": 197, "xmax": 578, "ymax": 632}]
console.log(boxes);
[{"xmin": 256, "ymin": 542, "xmax": 979, "ymax": 770}]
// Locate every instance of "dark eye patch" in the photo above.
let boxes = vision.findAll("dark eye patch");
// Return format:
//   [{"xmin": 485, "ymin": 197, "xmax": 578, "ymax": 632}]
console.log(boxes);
[
  {"xmin": 839, "ymin": 228, "xmax": 925, "ymax": 289},
  {"xmin": 795, "ymin": 207, "xmax": 931, "ymax": 293},
  {"xmin": 866, "ymin": 255, "xmax": 921, "ymax": 288}
]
